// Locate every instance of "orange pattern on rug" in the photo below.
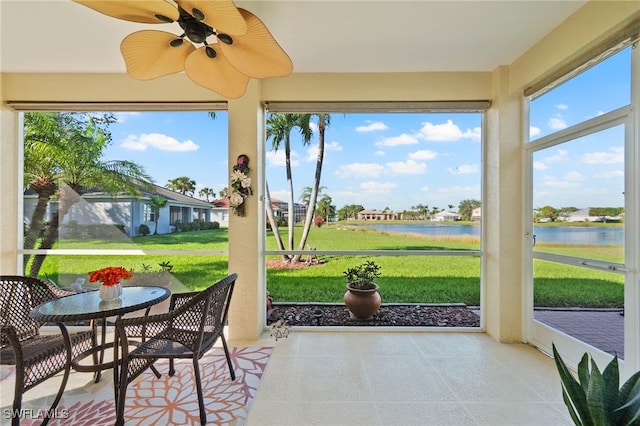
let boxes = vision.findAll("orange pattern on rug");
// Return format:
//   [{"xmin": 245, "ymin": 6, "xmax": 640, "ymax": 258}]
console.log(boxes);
[{"xmin": 1, "ymin": 347, "xmax": 271, "ymax": 425}]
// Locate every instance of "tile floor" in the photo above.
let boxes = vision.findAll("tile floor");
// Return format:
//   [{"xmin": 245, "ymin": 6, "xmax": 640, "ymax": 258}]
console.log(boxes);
[
  {"xmin": 244, "ymin": 330, "xmax": 572, "ymax": 426},
  {"xmin": 2, "ymin": 329, "xmax": 573, "ymax": 425}
]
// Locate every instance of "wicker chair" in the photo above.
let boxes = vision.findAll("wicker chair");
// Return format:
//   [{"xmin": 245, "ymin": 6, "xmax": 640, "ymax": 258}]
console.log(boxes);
[
  {"xmin": 0, "ymin": 275, "xmax": 95, "ymax": 426},
  {"xmin": 113, "ymin": 273, "xmax": 237, "ymax": 426}
]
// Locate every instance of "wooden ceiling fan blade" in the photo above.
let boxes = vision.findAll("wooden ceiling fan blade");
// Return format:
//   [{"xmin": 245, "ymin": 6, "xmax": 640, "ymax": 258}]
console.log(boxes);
[
  {"xmin": 121, "ymin": 30, "xmax": 195, "ymax": 80},
  {"xmin": 73, "ymin": 0, "xmax": 179, "ymax": 24},
  {"xmin": 184, "ymin": 47, "xmax": 250, "ymax": 99},
  {"xmin": 176, "ymin": 0, "xmax": 247, "ymax": 35},
  {"xmin": 219, "ymin": 8, "xmax": 292, "ymax": 79}
]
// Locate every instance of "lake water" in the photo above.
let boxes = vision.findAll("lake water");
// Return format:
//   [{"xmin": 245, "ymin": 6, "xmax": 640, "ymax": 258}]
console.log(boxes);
[{"xmin": 359, "ymin": 223, "xmax": 623, "ymax": 245}]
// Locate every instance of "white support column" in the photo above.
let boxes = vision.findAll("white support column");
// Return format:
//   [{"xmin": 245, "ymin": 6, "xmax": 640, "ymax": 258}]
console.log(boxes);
[
  {"xmin": 484, "ymin": 66, "xmax": 525, "ymax": 342},
  {"xmin": 227, "ymin": 80, "xmax": 265, "ymax": 341},
  {"xmin": 0, "ymin": 103, "xmax": 19, "ymax": 274}
]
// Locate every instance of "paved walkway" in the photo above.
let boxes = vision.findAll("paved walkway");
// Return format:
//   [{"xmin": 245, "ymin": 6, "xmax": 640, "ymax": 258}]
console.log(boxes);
[{"xmin": 534, "ymin": 309, "xmax": 624, "ymax": 357}]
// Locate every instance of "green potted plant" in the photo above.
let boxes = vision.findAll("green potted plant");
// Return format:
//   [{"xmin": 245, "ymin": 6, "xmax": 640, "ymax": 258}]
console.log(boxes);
[
  {"xmin": 343, "ymin": 260, "xmax": 382, "ymax": 319},
  {"xmin": 553, "ymin": 343, "xmax": 640, "ymax": 425},
  {"xmin": 126, "ymin": 261, "xmax": 174, "ymax": 287}
]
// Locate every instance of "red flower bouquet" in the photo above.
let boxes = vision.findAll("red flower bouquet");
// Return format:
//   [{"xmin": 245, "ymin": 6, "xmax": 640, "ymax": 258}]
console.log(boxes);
[{"xmin": 89, "ymin": 266, "xmax": 133, "ymax": 287}]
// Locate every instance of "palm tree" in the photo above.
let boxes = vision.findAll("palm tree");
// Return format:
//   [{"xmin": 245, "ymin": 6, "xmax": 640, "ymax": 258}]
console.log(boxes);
[
  {"xmin": 29, "ymin": 114, "xmax": 151, "ymax": 277},
  {"xmin": 23, "ymin": 112, "xmax": 69, "ymax": 255},
  {"xmin": 166, "ymin": 176, "xmax": 196, "ymax": 196},
  {"xmin": 294, "ymin": 113, "xmax": 331, "ymax": 262},
  {"xmin": 218, "ymin": 187, "xmax": 229, "ymax": 198},
  {"xmin": 266, "ymin": 113, "xmax": 312, "ymax": 256},
  {"xmin": 299, "ymin": 185, "xmax": 327, "ymax": 206},
  {"xmin": 198, "ymin": 187, "xmax": 216, "ymax": 202},
  {"xmin": 148, "ymin": 196, "xmax": 168, "ymax": 235},
  {"xmin": 316, "ymin": 195, "xmax": 335, "ymax": 222}
]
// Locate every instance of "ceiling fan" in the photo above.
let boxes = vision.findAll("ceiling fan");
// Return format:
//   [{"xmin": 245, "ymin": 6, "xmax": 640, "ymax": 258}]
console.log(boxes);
[{"xmin": 73, "ymin": 0, "xmax": 293, "ymax": 98}]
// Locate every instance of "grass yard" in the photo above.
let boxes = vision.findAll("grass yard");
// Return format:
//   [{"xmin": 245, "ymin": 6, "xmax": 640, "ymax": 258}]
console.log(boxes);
[{"xmin": 34, "ymin": 223, "xmax": 624, "ymax": 308}]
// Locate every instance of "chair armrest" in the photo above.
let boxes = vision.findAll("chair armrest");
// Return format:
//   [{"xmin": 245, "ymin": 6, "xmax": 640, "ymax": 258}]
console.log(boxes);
[{"xmin": 1, "ymin": 324, "xmax": 23, "ymax": 361}]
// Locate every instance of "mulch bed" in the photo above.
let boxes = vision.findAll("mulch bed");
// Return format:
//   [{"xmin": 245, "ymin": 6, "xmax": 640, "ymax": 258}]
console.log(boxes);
[
  {"xmin": 265, "ymin": 258, "xmax": 480, "ymax": 327},
  {"xmin": 267, "ymin": 304, "xmax": 480, "ymax": 327}
]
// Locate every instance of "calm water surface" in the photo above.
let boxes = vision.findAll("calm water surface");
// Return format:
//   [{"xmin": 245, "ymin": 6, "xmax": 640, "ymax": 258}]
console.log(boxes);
[{"xmin": 359, "ymin": 223, "xmax": 623, "ymax": 245}]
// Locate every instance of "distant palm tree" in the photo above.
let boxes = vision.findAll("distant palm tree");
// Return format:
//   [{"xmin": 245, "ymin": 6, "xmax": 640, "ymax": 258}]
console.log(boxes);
[
  {"xmin": 266, "ymin": 113, "xmax": 312, "ymax": 255},
  {"xmin": 299, "ymin": 186, "xmax": 327, "ymax": 206},
  {"xmin": 198, "ymin": 187, "xmax": 216, "ymax": 202},
  {"xmin": 148, "ymin": 196, "xmax": 168, "ymax": 235},
  {"xmin": 166, "ymin": 176, "xmax": 196, "ymax": 196},
  {"xmin": 218, "ymin": 187, "xmax": 229, "ymax": 198}
]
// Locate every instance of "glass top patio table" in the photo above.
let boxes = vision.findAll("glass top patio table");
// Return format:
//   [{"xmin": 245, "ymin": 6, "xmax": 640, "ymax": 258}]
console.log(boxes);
[
  {"xmin": 30, "ymin": 286, "xmax": 170, "ymax": 322},
  {"xmin": 30, "ymin": 286, "xmax": 171, "ymax": 382}
]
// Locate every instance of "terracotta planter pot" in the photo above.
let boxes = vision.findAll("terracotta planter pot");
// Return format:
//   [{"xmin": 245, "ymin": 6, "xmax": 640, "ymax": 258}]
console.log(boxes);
[{"xmin": 344, "ymin": 283, "xmax": 381, "ymax": 319}]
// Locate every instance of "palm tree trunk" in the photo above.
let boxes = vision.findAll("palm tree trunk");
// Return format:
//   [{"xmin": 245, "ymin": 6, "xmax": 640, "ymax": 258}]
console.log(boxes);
[
  {"xmin": 285, "ymin": 139, "xmax": 295, "ymax": 254},
  {"xmin": 29, "ymin": 210, "xmax": 62, "ymax": 277},
  {"xmin": 153, "ymin": 211, "xmax": 160, "ymax": 235},
  {"xmin": 293, "ymin": 114, "xmax": 326, "ymax": 262},
  {"xmin": 265, "ymin": 182, "xmax": 288, "ymax": 260},
  {"xmin": 29, "ymin": 185, "xmax": 80, "ymax": 277},
  {"xmin": 23, "ymin": 184, "xmax": 57, "ymax": 272}
]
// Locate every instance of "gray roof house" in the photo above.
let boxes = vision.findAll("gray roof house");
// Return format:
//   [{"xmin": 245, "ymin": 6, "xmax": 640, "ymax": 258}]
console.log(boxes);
[{"xmin": 24, "ymin": 183, "xmax": 220, "ymax": 238}]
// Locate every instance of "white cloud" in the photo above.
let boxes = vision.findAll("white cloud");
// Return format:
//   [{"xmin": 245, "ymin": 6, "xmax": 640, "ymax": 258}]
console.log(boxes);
[
  {"xmin": 543, "ymin": 149, "xmax": 569, "ymax": 164},
  {"xmin": 581, "ymin": 147, "xmax": 624, "ymax": 164},
  {"xmin": 564, "ymin": 171, "xmax": 585, "ymax": 181},
  {"xmin": 529, "ymin": 126, "xmax": 541, "ymax": 138},
  {"xmin": 385, "ymin": 160, "xmax": 427, "ymax": 175},
  {"xmin": 335, "ymin": 162, "xmax": 384, "ymax": 178},
  {"xmin": 374, "ymin": 150, "xmax": 385, "ymax": 156},
  {"xmin": 408, "ymin": 149, "xmax": 438, "ymax": 160},
  {"xmin": 447, "ymin": 164, "xmax": 478, "ymax": 175},
  {"xmin": 356, "ymin": 121, "xmax": 388, "ymax": 132},
  {"xmin": 120, "ymin": 133, "xmax": 199, "ymax": 152},
  {"xmin": 376, "ymin": 133, "xmax": 419, "ymax": 146},
  {"xmin": 548, "ymin": 117, "xmax": 567, "ymax": 130},
  {"xmin": 557, "ymin": 103, "xmax": 569, "ymax": 110},
  {"xmin": 266, "ymin": 149, "xmax": 300, "ymax": 167},
  {"xmin": 533, "ymin": 161, "xmax": 548, "ymax": 170},
  {"xmin": 417, "ymin": 120, "xmax": 480, "ymax": 142},
  {"xmin": 542, "ymin": 175, "xmax": 581, "ymax": 189},
  {"xmin": 359, "ymin": 181, "xmax": 397, "ymax": 193},
  {"xmin": 306, "ymin": 141, "xmax": 342, "ymax": 161}
]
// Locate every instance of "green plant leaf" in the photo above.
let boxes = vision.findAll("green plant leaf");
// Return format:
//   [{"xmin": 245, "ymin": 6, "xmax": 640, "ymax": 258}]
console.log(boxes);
[
  {"xmin": 616, "ymin": 372, "xmax": 640, "ymax": 425},
  {"xmin": 585, "ymin": 359, "xmax": 608, "ymax": 425},
  {"xmin": 563, "ymin": 389, "xmax": 587, "ymax": 426},
  {"xmin": 601, "ymin": 356, "xmax": 621, "ymax": 423},
  {"xmin": 578, "ymin": 353, "xmax": 591, "ymax": 395},
  {"xmin": 554, "ymin": 344, "xmax": 594, "ymax": 426}
]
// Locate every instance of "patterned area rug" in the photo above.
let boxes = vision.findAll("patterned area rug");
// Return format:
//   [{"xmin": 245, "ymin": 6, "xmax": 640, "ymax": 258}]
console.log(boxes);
[{"xmin": 1, "ymin": 347, "xmax": 272, "ymax": 425}]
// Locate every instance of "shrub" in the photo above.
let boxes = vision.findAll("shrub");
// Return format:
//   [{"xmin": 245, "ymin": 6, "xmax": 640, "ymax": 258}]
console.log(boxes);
[
  {"xmin": 313, "ymin": 216, "xmax": 325, "ymax": 228},
  {"xmin": 139, "ymin": 224, "xmax": 150, "ymax": 236}
]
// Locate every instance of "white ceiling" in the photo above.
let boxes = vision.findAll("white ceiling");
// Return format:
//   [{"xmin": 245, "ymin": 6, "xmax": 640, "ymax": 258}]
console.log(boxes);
[{"xmin": 0, "ymin": 0, "xmax": 587, "ymax": 74}]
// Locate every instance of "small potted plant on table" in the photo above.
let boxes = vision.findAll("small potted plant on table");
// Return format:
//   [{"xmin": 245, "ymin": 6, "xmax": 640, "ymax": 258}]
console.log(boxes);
[{"xmin": 343, "ymin": 260, "xmax": 382, "ymax": 319}]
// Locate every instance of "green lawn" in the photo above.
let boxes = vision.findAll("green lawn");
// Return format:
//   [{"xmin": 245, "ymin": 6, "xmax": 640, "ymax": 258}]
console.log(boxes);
[{"xmin": 35, "ymin": 224, "xmax": 624, "ymax": 307}]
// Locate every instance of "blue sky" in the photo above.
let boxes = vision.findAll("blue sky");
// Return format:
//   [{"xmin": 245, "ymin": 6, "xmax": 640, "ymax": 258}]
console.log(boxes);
[{"xmin": 102, "ymin": 47, "xmax": 630, "ymax": 214}]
